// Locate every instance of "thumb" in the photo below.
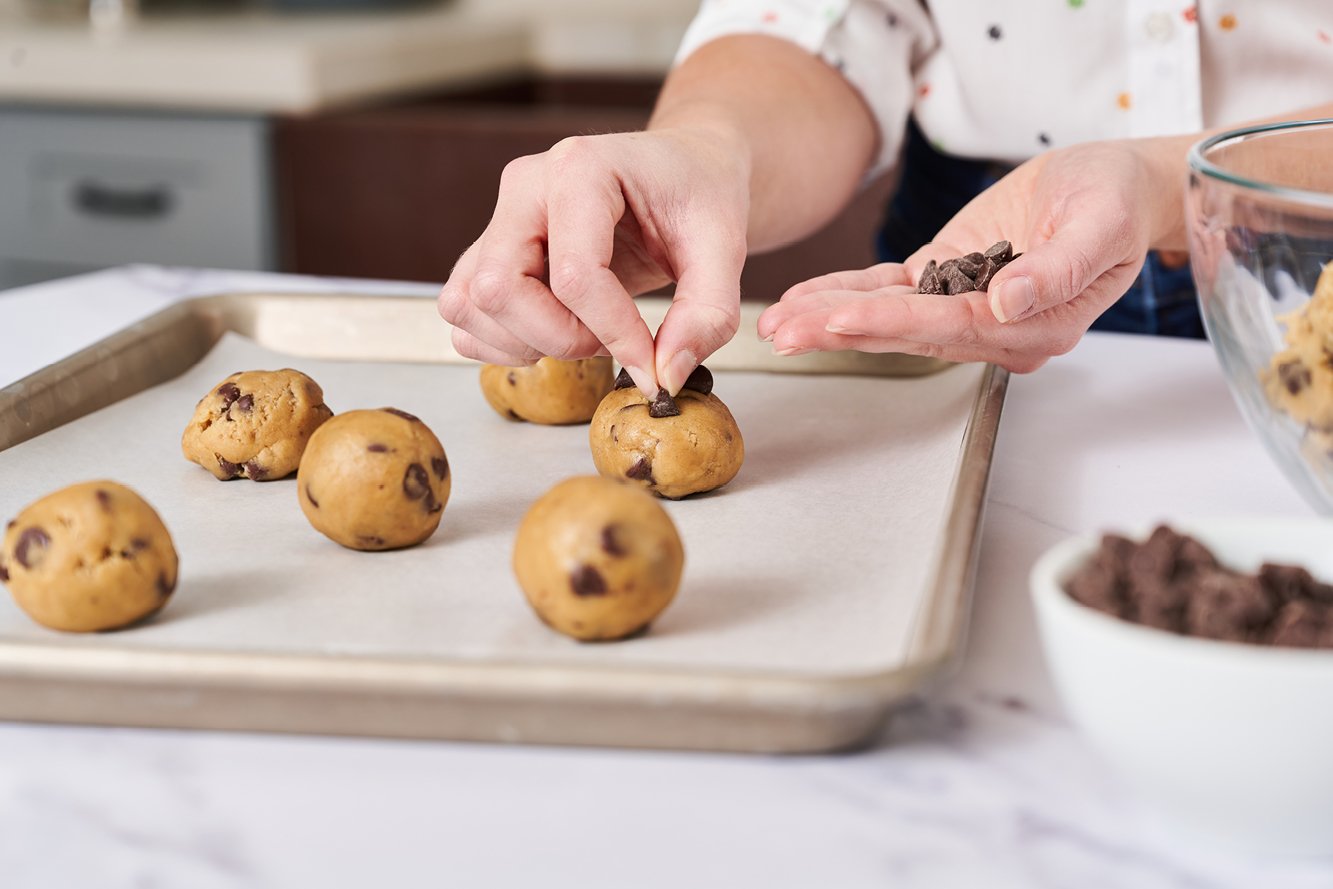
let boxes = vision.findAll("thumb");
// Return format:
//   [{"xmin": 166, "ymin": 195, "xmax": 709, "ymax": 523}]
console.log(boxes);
[
  {"xmin": 988, "ymin": 212, "xmax": 1137, "ymax": 324},
  {"xmin": 653, "ymin": 233, "xmax": 745, "ymax": 394}
]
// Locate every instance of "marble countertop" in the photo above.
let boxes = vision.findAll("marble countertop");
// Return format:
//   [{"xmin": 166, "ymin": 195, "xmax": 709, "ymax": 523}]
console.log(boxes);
[{"xmin": 2, "ymin": 266, "xmax": 1332, "ymax": 888}]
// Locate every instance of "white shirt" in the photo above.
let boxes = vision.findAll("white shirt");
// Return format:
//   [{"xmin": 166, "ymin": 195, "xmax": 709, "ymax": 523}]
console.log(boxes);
[{"xmin": 677, "ymin": 1, "xmax": 1333, "ymax": 175}]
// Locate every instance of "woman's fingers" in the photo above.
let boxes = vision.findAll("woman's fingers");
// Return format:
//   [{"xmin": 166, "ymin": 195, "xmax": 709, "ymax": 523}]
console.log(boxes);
[
  {"xmin": 757, "ymin": 264, "xmax": 913, "ymax": 340},
  {"xmin": 653, "ymin": 228, "xmax": 746, "ymax": 394},
  {"xmin": 544, "ymin": 140, "xmax": 659, "ymax": 394},
  {"xmin": 768, "ymin": 284, "xmax": 1103, "ymax": 372},
  {"xmin": 987, "ymin": 202, "xmax": 1139, "ymax": 323},
  {"xmin": 450, "ymin": 326, "xmax": 537, "ymax": 367}
]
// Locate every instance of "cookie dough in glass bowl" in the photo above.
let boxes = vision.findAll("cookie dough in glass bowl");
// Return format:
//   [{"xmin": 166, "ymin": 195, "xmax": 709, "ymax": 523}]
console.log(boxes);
[{"xmin": 1187, "ymin": 119, "xmax": 1333, "ymax": 512}]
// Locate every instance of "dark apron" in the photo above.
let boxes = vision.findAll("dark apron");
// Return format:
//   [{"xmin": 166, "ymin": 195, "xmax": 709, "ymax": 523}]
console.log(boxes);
[{"xmin": 876, "ymin": 120, "xmax": 1205, "ymax": 338}]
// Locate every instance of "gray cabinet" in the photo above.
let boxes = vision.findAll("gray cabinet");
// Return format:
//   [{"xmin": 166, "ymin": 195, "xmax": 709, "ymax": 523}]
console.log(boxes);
[{"xmin": 0, "ymin": 107, "xmax": 273, "ymax": 288}]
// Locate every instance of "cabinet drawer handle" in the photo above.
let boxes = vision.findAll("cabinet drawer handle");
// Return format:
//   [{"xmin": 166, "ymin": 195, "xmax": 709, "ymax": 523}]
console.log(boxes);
[{"xmin": 73, "ymin": 181, "xmax": 174, "ymax": 219}]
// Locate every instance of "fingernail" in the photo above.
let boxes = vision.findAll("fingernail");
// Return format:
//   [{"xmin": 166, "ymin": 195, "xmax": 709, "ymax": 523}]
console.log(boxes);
[
  {"xmin": 661, "ymin": 350, "xmax": 698, "ymax": 395},
  {"xmin": 775, "ymin": 346, "xmax": 814, "ymax": 357},
  {"xmin": 759, "ymin": 330, "xmax": 774, "ymax": 343},
  {"xmin": 624, "ymin": 365, "xmax": 657, "ymax": 397},
  {"xmin": 991, "ymin": 276, "xmax": 1035, "ymax": 323}
]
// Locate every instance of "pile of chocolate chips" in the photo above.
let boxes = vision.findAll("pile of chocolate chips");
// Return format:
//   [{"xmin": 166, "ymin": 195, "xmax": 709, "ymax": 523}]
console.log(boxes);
[
  {"xmin": 613, "ymin": 365, "xmax": 714, "ymax": 419},
  {"xmin": 1065, "ymin": 525, "xmax": 1333, "ymax": 648},
  {"xmin": 918, "ymin": 241, "xmax": 1019, "ymax": 295}
]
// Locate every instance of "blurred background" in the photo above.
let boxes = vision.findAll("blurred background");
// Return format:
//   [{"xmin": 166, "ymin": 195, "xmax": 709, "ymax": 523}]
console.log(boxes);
[{"xmin": 0, "ymin": 0, "xmax": 892, "ymax": 297}]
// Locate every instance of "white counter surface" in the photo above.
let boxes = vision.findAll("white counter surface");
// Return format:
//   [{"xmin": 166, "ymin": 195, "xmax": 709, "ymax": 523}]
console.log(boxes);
[{"xmin": 2, "ymin": 266, "xmax": 1332, "ymax": 888}]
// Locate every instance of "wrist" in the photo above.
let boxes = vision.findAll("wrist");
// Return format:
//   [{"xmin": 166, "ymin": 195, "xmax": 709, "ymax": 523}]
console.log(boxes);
[
  {"xmin": 1127, "ymin": 134, "xmax": 1193, "ymax": 251},
  {"xmin": 648, "ymin": 103, "xmax": 754, "ymax": 182}
]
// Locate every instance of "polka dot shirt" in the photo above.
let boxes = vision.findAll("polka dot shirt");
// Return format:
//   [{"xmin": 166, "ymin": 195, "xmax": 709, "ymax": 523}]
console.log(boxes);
[{"xmin": 676, "ymin": 1, "xmax": 1333, "ymax": 175}]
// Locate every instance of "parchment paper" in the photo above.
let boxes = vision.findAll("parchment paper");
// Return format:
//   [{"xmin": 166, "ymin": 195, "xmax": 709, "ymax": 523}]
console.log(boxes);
[{"xmin": 0, "ymin": 334, "xmax": 984, "ymax": 677}]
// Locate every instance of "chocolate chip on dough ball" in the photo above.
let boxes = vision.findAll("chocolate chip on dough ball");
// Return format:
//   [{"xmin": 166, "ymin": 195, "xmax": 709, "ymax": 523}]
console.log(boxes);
[
  {"xmin": 0, "ymin": 481, "xmax": 178, "ymax": 632},
  {"xmin": 182, "ymin": 369, "xmax": 333, "ymax": 481},
  {"xmin": 480, "ymin": 357, "xmax": 615, "ymax": 425},
  {"xmin": 589, "ymin": 366, "xmax": 744, "ymax": 499},
  {"xmin": 297, "ymin": 408, "xmax": 451, "ymax": 551},
  {"xmin": 513, "ymin": 476, "xmax": 684, "ymax": 641}
]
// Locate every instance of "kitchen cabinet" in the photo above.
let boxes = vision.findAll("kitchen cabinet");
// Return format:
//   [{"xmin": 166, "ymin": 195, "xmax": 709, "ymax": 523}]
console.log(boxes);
[
  {"xmin": 0, "ymin": 106, "xmax": 272, "ymax": 288},
  {"xmin": 274, "ymin": 76, "xmax": 897, "ymax": 300}
]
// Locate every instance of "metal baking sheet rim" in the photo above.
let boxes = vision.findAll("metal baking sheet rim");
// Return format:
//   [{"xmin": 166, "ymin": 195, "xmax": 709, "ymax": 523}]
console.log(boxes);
[{"xmin": 0, "ymin": 293, "xmax": 1008, "ymax": 754}]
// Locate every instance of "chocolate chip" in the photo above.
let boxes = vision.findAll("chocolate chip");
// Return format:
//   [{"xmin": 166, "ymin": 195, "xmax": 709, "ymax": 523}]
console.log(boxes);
[
  {"xmin": 987, "ymin": 23, "xmax": 1001, "ymax": 39},
  {"xmin": 506, "ymin": 409, "xmax": 521, "ymax": 420},
  {"xmin": 613, "ymin": 368, "xmax": 635, "ymax": 390},
  {"xmin": 130, "ymin": 538, "xmax": 150, "ymax": 552},
  {"xmin": 601, "ymin": 525, "xmax": 626, "ymax": 557},
  {"xmin": 918, "ymin": 260, "xmax": 944, "ymax": 294},
  {"xmin": 570, "ymin": 565, "xmax": 608, "ymax": 597},
  {"xmin": 1270, "ymin": 600, "xmax": 1333, "ymax": 647},
  {"xmin": 14, "ymin": 527, "xmax": 51, "ymax": 570},
  {"xmin": 244, "ymin": 461, "xmax": 268, "ymax": 481},
  {"xmin": 0, "ymin": 562, "xmax": 8, "ymax": 583},
  {"xmin": 157, "ymin": 572, "xmax": 175, "ymax": 599},
  {"xmin": 358, "ymin": 535, "xmax": 386, "ymax": 548},
  {"xmin": 974, "ymin": 257, "xmax": 999, "ymax": 291},
  {"xmin": 403, "ymin": 463, "xmax": 430, "ymax": 500},
  {"xmin": 681, "ymin": 365, "xmax": 714, "ymax": 396},
  {"xmin": 305, "ymin": 486, "xmax": 320, "ymax": 508},
  {"xmin": 95, "ymin": 489, "xmax": 112, "ymax": 512},
  {"xmin": 984, "ymin": 240, "xmax": 1014, "ymax": 263},
  {"xmin": 1278, "ymin": 360, "xmax": 1312, "ymax": 396},
  {"xmin": 235, "ymin": 394, "xmax": 254, "ymax": 413},
  {"xmin": 944, "ymin": 266, "xmax": 977, "ymax": 295},
  {"xmin": 1187, "ymin": 571, "xmax": 1273, "ymax": 641},
  {"xmin": 649, "ymin": 388, "xmax": 680, "ymax": 419},
  {"xmin": 507, "ymin": 371, "xmax": 517, "ymax": 386},
  {"xmin": 626, "ymin": 456, "xmax": 653, "ymax": 481},
  {"xmin": 217, "ymin": 456, "xmax": 243, "ymax": 479},
  {"xmin": 383, "ymin": 408, "xmax": 420, "ymax": 423},
  {"xmin": 431, "ymin": 456, "xmax": 449, "ymax": 480},
  {"xmin": 367, "ymin": 443, "xmax": 390, "ymax": 453},
  {"xmin": 217, "ymin": 382, "xmax": 241, "ymax": 409},
  {"xmin": 954, "ymin": 252, "xmax": 985, "ymax": 279}
]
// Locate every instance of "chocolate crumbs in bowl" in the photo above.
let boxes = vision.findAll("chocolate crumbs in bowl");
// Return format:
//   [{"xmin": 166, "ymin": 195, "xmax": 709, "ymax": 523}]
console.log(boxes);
[{"xmin": 1063, "ymin": 525, "xmax": 1333, "ymax": 648}]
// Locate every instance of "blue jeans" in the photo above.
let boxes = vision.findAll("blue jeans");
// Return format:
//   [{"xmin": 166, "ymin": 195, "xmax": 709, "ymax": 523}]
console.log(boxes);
[{"xmin": 875, "ymin": 120, "xmax": 1204, "ymax": 339}]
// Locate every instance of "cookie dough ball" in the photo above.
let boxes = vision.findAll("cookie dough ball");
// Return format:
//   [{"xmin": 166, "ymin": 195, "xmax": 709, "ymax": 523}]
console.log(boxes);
[
  {"xmin": 513, "ymin": 476, "xmax": 684, "ymax": 641},
  {"xmin": 589, "ymin": 367, "xmax": 744, "ymax": 499},
  {"xmin": 297, "ymin": 408, "xmax": 451, "ymax": 551},
  {"xmin": 0, "ymin": 481, "xmax": 178, "ymax": 633},
  {"xmin": 480, "ymin": 357, "xmax": 615, "ymax": 425},
  {"xmin": 1265, "ymin": 262, "xmax": 1333, "ymax": 431},
  {"xmin": 182, "ymin": 369, "xmax": 333, "ymax": 481}
]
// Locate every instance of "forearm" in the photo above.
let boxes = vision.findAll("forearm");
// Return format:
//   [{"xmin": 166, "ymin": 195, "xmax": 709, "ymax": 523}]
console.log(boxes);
[
  {"xmin": 1133, "ymin": 101, "xmax": 1333, "ymax": 251},
  {"xmin": 649, "ymin": 34, "xmax": 879, "ymax": 254}
]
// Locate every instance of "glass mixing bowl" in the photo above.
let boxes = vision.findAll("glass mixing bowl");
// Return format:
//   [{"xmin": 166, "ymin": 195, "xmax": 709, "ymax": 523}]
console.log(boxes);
[{"xmin": 1187, "ymin": 119, "xmax": 1333, "ymax": 513}]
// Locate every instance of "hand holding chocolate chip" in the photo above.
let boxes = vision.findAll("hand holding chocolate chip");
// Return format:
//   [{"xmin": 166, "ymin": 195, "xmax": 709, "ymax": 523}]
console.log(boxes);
[
  {"xmin": 296, "ymin": 408, "xmax": 451, "ymax": 551},
  {"xmin": 757, "ymin": 142, "xmax": 1160, "ymax": 373},
  {"xmin": 182, "ymin": 369, "xmax": 333, "ymax": 481},
  {"xmin": 589, "ymin": 366, "xmax": 744, "ymax": 500},
  {"xmin": 513, "ymin": 475, "xmax": 684, "ymax": 642}
]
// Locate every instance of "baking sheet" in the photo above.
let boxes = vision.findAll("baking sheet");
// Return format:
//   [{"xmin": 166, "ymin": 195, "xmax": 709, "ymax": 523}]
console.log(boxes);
[{"xmin": 0, "ymin": 332, "xmax": 983, "ymax": 678}]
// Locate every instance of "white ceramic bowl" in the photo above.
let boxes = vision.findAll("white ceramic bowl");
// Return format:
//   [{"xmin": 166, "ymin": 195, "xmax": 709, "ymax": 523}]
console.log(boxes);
[{"xmin": 1031, "ymin": 517, "xmax": 1333, "ymax": 856}]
